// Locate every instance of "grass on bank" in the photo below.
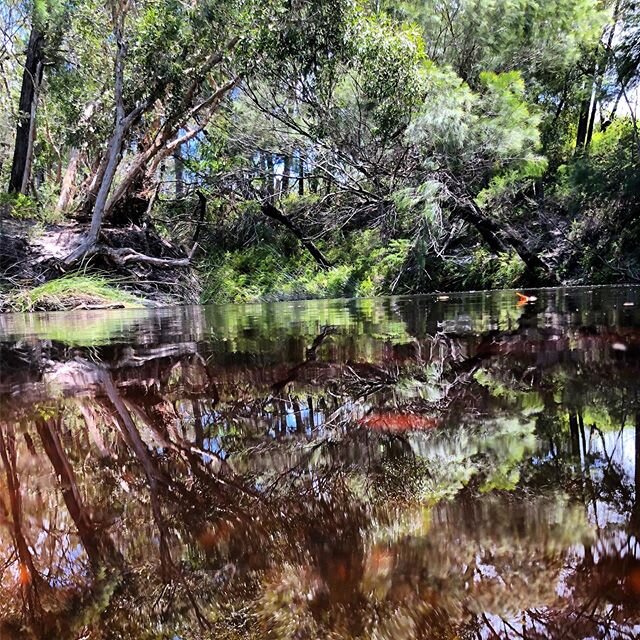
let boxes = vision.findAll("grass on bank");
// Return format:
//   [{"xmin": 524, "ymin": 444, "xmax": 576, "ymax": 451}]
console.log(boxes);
[{"xmin": 5, "ymin": 275, "xmax": 144, "ymax": 312}]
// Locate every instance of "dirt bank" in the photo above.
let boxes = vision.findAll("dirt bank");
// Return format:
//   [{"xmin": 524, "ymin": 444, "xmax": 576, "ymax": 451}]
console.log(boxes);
[{"xmin": 0, "ymin": 217, "xmax": 200, "ymax": 310}]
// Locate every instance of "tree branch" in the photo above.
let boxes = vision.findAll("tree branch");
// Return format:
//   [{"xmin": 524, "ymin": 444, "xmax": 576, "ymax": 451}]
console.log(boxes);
[{"xmin": 261, "ymin": 202, "xmax": 332, "ymax": 269}]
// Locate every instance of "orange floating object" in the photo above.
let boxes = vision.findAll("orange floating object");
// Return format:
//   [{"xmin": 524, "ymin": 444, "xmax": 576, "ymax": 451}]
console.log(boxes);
[
  {"xmin": 18, "ymin": 562, "xmax": 31, "ymax": 587},
  {"xmin": 516, "ymin": 291, "xmax": 538, "ymax": 306},
  {"xmin": 627, "ymin": 567, "xmax": 640, "ymax": 595}
]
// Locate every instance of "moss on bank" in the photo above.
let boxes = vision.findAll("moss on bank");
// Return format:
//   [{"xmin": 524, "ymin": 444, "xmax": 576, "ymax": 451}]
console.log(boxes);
[{"xmin": 4, "ymin": 275, "xmax": 144, "ymax": 312}]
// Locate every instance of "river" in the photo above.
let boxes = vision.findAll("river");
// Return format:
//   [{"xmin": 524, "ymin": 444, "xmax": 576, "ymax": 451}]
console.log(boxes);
[{"xmin": 0, "ymin": 286, "xmax": 639, "ymax": 639}]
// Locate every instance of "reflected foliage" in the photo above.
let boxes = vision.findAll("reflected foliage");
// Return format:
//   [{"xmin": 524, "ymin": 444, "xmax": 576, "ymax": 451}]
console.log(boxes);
[{"xmin": 1, "ymin": 288, "xmax": 640, "ymax": 638}]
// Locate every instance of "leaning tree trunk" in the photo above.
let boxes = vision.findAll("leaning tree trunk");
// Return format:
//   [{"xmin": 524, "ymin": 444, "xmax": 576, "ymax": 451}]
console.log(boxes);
[
  {"xmin": 261, "ymin": 202, "xmax": 332, "ymax": 269},
  {"xmin": 457, "ymin": 201, "xmax": 558, "ymax": 285},
  {"xmin": 8, "ymin": 27, "xmax": 45, "ymax": 194},
  {"xmin": 64, "ymin": 22, "xmax": 129, "ymax": 264}
]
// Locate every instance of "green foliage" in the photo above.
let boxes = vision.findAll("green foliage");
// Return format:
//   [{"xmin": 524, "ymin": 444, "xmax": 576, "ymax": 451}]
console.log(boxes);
[
  {"xmin": 0, "ymin": 192, "xmax": 65, "ymax": 224},
  {"xmin": 392, "ymin": 0, "xmax": 605, "ymax": 90},
  {"xmin": 2, "ymin": 0, "xmax": 640, "ymax": 303},
  {"xmin": 200, "ymin": 229, "xmax": 414, "ymax": 302},
  {"xmin": 349, "ymin": 17, "xmax": 426, "ymax": 136},
  {"xmin": 406, "ymin": 63, "xmax": 475, "ymax": 154},
  {"xmin": 0, "ymin": 192, "xmax": 39, "ymax": 219},
  {"xmin": 558, "ymin": 119, "xmax": 640, "ymax": 206},
  {"xmin": 409, "ymin": 69, "xmax": 543, "ymax": 193},
  {"xmin": 247, "ymin": 0, "xmax": 356, "ymax": 100},
  {"xmin": 475, "ymin": 71, "xmax": 542, "ymax": 163},
  {"xmin": 551, "ymin": 119, "xmax": 640, "ymax": 282},
  {"xmin": 476, "ymin": 158, "xmax": 548, "ymax": 209},
  {"xmin": 461, "ymin": 248, "xmax": 527, "ymax": 290}
]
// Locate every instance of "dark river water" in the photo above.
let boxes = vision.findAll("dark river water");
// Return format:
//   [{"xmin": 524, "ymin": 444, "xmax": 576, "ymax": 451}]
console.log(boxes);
[{"xmin": 1, "ymin": 287, "xmax": 640, "ymax": 639}]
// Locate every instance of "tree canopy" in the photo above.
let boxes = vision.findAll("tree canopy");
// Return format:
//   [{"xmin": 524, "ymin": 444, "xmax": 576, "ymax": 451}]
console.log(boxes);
[{"xmin": 0, "ymin": 0, "xmax": 638, "ymax": 305}]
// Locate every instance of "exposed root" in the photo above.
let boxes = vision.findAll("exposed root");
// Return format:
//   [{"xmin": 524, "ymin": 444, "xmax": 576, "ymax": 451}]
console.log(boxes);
[
  {"xmin": 0, "ymin": 219, "xmax": 201, "ymax": 309},
  {"xmin": 88, "ymin": 243, "xmax": 197, "ymax": 268}
]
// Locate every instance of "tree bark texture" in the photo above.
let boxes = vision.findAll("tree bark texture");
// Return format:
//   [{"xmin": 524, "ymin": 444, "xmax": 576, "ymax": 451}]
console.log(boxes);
[{"xmin": 9, "ymin": 27, "xmax": 45, "ymax": 194}]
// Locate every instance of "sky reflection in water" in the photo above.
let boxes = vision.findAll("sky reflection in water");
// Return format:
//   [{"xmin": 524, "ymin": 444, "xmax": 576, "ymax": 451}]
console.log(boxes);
[{"xmin": 0, "ymin": 287, "xmax": 640, "ymax": 639}]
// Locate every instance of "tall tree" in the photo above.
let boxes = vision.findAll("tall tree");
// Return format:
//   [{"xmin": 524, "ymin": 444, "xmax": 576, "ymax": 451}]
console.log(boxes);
[
  {"xmin": 63, "ymin": 0, "xmax": 243, "ymax": 262},
  {"xmin": 8, "ymin": 22, "xmax": 44, "ymax": 193}
]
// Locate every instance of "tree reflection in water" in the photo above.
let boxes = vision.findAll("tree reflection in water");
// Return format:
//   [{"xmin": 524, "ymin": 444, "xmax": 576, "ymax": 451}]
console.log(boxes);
[{"xmin": 0, "ymin": 288, "xmax": 640, "ymax": 638}]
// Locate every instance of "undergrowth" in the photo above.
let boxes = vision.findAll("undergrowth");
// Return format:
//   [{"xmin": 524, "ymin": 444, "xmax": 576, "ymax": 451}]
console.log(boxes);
[
  {"xmin": 198, "ymin": 228, "xmax": 529, "ymax": 303},
  {"xmin": 199, "ymin": 229, "xmax": 411, "ymax": 303}
]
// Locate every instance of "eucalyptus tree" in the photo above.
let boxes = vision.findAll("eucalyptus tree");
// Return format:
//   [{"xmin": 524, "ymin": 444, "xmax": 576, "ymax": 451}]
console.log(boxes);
[
  {"xmin": 200, "ymin": 11, "xmax": 557, "ymax": 285},
  {"xmin": 5, "ymin": 0, "xmax": 70, "ymax": 195},
  {"xmin": 42, "ymin": 0, "xmax": 355, "ymax": 263},
  {"xmin": 59, "ymin": 0, "xmax": 241, "ymax": 261}
]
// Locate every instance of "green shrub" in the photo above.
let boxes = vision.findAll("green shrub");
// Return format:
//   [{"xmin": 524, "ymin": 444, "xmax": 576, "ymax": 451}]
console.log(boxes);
[
  {"xmin": 461, "ymin": 247, "xmax": 525, "ymax": 290},
  {"xmin": 199, "ymin": 230, "xmax": 406, "ymax": 303},
  {"xmin": 0, "ymin": 193, "xmax": 39, "ymax": 220},
  {"xmin": 0, "ymin": 192, "xmax": 65, "ymax": 224}
]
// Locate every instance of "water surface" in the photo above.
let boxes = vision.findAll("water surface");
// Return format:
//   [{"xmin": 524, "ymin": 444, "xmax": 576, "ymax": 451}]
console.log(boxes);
[{"xmin": 1, "ymin": 287, "xmax": 640, "ymax": 639}]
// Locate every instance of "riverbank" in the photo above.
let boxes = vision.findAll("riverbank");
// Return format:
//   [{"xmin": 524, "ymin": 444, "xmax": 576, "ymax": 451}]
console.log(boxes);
[
  {"xmin": 0, "ymin": 217, "xmax": 200, "ymax": 311},
  {"xmin": 2, "ymin": 191, "xmax": 640, "ymax": 312}
]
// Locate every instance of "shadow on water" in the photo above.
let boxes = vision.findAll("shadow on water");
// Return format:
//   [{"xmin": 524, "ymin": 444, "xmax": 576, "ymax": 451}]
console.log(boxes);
[{"xmin": 1, "ymin": 287, "xmax": 640, "ymax": 638}]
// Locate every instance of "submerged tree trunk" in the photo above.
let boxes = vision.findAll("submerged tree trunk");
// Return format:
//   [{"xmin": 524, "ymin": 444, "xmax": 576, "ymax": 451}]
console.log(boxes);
[
  {"xmin": 9, "ymin": 27, "xmax": 45, "ymax": 194},
  {"xmin": 36, "ymin": 417, "xmax": 121, "ymax": 570}
]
